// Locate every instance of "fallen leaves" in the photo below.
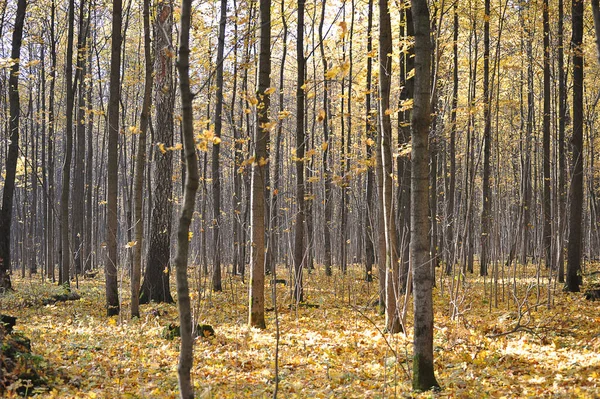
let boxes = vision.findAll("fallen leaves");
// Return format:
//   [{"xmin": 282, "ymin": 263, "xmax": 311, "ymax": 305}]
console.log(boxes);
[{"xmin": 1, "ymin": 264, "xmax": 600, "ymax": 397}]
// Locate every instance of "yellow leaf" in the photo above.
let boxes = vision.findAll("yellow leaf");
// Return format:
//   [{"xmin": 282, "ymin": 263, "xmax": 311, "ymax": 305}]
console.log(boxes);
[
  {"xmin": 321, "ymin": 142, "xmax": 328, "ymax": 151},
  {"xmin": 188, "ymin": 231, "xmax": 194, "ymax": 241},
  {"xmin": 158, "ymin": 143, "xmax": 167, "ymax": 154},
  {"xmin": 213, "ymin": 137, "xmax": 222, "ymax": 145},
  {"xmin": 248, "ymin": 97, "xmax": 259, "ymax": 106},
  {"xmin": 366, "ymin": 138, "xmax": 375, "ymax": 146},
  {"xmin": 264, "ymin": 87, "xmax": 276, "ymax": 95},
  {"xmin": 317, "ymin": 109, "xmax": 326, "ymax": 122},
  {"xmin": 125, "ymin": 241, "xmax": 137, "ymax": 248}
]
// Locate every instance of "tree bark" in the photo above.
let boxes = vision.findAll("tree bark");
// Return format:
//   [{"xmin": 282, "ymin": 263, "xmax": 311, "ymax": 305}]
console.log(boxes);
[
  {"xmin": 211, "ymin": 0, "xmax": 227, "ymax": 293},
  {"xmin": 566, "ymin": 0, "xmax": 584, "ymax": 292},
  {"xmin": 379, "ymin": 0, "xmax": 400, "ymax": 334},
  {"xmin": 0, "ymin": 0, "xmax": 26, "ymax": 291},
  {"xmin": 174, "ymin": 1, "xmax": 197, "ymax": 396},
  {"xmin": 140, "ymin": 2, "xmax": 175, "ymax": 304},
  {"xmin": 410, "ymin": 0, "xmax": 440, "ymax": 390},
  {"xmin": 132, "ymin": 0, "xmax": 153, "ymax": 319},
  {"xmin": 249, "ymin": 0, "xmax": 271, "ymax": 329},
  {"xmin": 294, "ymin": 0, "xmax": 306, "ymax": 304},
  {"xmin": 106, "ymin": 0, "xmax": 123, "ymax": 315}
]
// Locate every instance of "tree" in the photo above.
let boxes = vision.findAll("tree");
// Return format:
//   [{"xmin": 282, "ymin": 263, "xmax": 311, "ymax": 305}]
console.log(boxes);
[
  {"xmin": 131, "ymin": 0, "xmax": 153, "ymax": 319},
  {"xmin": 293, "ymin": 0, "xmax": 306, "ymax": 304},
  {"xmin": 106, "ymin": 0, "xmax": 123, "ymax": 316},
  {"xmin": 0, "ymin": 0, "xmax": 27, "ymax": 292},
  {"xmin": 211, "ymin": 0, "xmax": 227, "ymax": 293},
  {"xmin": 410, "ymin": 0, "xmax": 439, "ymax": 390},
  {"xmin": 566, "ymin": 0, "xmax": 584, "ymax": 293},
  {"xmin": 480, "ymin": 0, "xmax": 491, "ymax": 277},
  {"xmin": 140, "ymin": 2, "xmax": 175, "ymax": 304},
  {"xmin": 174, "ymin": 0, "xmax": 197, "ymax": 395},
  {"xmin": 60, "ymin": 0, "xmax": 76, "ymax": 288},
  {"xmin": 249, "ymin": 0, "xmax": 271, "ymax": 329},
  {"xmin": 379, "ymin": 0, "xmax": 400, "ymax": 334}
]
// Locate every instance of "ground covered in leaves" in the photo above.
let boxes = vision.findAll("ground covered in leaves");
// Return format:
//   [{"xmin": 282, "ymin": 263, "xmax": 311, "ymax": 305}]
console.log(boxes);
[{"xmin": 1, "ymin": 263, "xmax": 599, "ymax": 398}]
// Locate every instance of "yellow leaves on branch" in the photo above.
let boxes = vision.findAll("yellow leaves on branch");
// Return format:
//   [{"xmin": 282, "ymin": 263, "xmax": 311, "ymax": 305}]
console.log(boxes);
[
  {"xmin": 157, "ymin": 143, "xmax": 183, "ymax": 154},
  {"xmin": 195, "ymin": 129, "xmax": 222, "ymax": 152}
]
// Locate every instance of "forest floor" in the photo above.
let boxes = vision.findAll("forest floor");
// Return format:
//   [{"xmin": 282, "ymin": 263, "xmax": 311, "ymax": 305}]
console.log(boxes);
[{"xmin": 1, "ymin": 262, "xmax": 599, "ymax": 398}]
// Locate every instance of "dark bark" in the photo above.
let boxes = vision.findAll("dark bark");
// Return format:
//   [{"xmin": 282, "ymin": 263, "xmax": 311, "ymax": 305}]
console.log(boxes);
[
  {"xmin": 211, "ymin": 0, "xmax": 227, "ymax": 293},
  {"xmin": 480, "ymin": 0, "xmax": 491, "ymax": 277},
  {"xmin": 175, "ymin": 1, "xmax": 197, "ymax": 395},
  {"xmin": 140, "ymin": 2, "xmax": 175, "ymax": 304},
  {"xmin": 410, "ymin": 0, "xmax": 440, "ymax": 390},
  {"xmin": 249, "ymin": 0, "xmax": 271, "ymax": 329},
  {"xmin": 132, "ymin": 0, "xmax": 153, "ymax": 319},
  {"xmin": 0, "ymin": 0, "xmax": 26, "ymax": 291},
  {"xmin": 106, "ymin": 0, "xmax": 123, "ymax": 315},
  {"xmin": 379, "ymin": 0, "xmax": 400, "ymax": 334},
  {"xmin": 566, "ymin": 0, "xmax": 584, "ymax": 292},
  {"xmin": 294, "ymin": 0, "xmax": 306, "ymax": 304}
]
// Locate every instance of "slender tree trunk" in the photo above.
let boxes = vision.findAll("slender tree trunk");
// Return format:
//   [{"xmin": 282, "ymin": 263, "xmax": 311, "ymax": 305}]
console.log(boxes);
[
  {"xmin": 318, "ymin": 0, "xmax": 333, "ymax": 277},
  {"xmin": 410, "ymin": 0, "xmax": 439, "ymax": 390},
  {"xmin": 249, "ymin": 0, "xmax": 271, "ymax": 329},
  {"xmin": 543, "ymin": 0, "xmax": 552, "ymax": 271},
  {"xmin": 174, "ymin": 1, "xmax": 197, "ymax": 396},
  {"xmin": 212, "ymin": 0, "xmax": 227, "ymax": 293},
  {"xmin": 60, "ymin": 0, "xmax": 76, "ymax": 288},
  {"xmin": 379, "ymin": 0, "xmax": 400, "ymax": 334},
  {"xmin": 480, "ymin": 0, "xmax": 491, "ymax": 277},
  {"xmin": 132, "ymin": 0, "xmax": 153, "ymax": 319},
  {"xmin": 557, "ymin": 0, "xmax": 566, "ymax": 283},
  {"xmin": 0, "ymin": 0, "xmax": 26, "ymax": 291},
  {"xmin": 566, "ymin": 0, "xmax": 584, "ymax": 292},
  {"xmin": 446, "ymin": 1, "xmax": 458, "ymax": 274},
  {"xmin": 106, "ymin": 0, "xmax": 123, "ymax": 315},
  {"xmin": 294, "ymin": 0, "xmax": 306, "ymax": 304},
  {"xmin": 364, "ymin": 0, "xmax": 375, "ymax": 282}
]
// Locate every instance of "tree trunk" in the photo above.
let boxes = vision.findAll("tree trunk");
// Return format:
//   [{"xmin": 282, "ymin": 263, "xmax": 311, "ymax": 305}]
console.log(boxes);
[
  {"xmin": 140, "ymin": 2, "xmax": 175, "ymax": 304},
  {"xmin": 294, "ymin": 0, "xmax": 306, "ymax": 304},
  {"xmin": 249, "ymin": 0, "xmax": 271, "ymax": 329},
  {"xmin": 480, "ymin": 0, "xmax": 491, "ymax": 277},
  {"xmin": 0, "ymin": 0, "xmax": 26, "ymax": 291},
  {"xmin": 106, "ymin": 0, "xmax": 123, "ymax": 315},
  {"xmin": 410, "ymin": 0, "xmax": 439, "ymax": 390},
  {"xmin": 379, "ymin": 0, "xmax": 400, "ymax": 334},
  {"xmin": 211, "ymin": 0, "xmax": 227, "ymax": 293},
  {"xmin": 364, "ymin": 0, "xmax": 375, "ymax": 282},
  {"xmin": 132, "ymin": 0, "xmax": 153, "ymax": 319},
  {"xmin": 566, "ymin": 0, "xmax": 584, "ymax": 292},
  {"xmin": 174, "ymin": 1, "xmax": 197, "ymax": 396}
]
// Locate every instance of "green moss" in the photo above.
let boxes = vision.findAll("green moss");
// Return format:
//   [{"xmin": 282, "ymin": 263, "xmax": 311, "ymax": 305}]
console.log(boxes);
[{"xmin": 412, "ymin": 354, "xmax": 440, "ymax": 392}]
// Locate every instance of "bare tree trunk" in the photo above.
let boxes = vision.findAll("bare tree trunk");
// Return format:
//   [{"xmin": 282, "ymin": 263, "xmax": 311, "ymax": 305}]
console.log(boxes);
[
  {"xmin": 132, "ymin": 0, "xmax": 153, "ymax": 319},
  {"xmin": 364, "ymin": 0, "xmax": 375, "ymax": 282},
  {"xmin": 174, "ymin": 1, "xmax": 197, "ymax": 396},
  {"xmin": 294, "ymin": 0, "xmax": 306, "ymax": 304},
  {"xmin": 379, "ymin": 0, "xmax": 400, "ymax": 334},
  {"xmin": 542, "ymin": 0, "xmax": 552, "ymax": 271},
  {"xmin": 566, "ymin": 0, "xmax": 584, "ymax": 292},
  {"xmin": 60, "ymin": 0, "xmax": 76, "ymax": 288},
  {"xmin": 211, "ymin": 0, "xmax": 227, "ymax": 293},
  {"xmin": 410, "ymin": 0, "xmax": 439, "ymax": 390},
  {"xmin": 106, "ymin": 0, "xmax": 123, "ymax": 315},
  {"xmin": 0, "ymin": 0, "xmax": 26, "ymax": 291},
  {"xmin": 249, "ymin": 0, "xmax": 271, "ymax": 329},
  {"xmin": 140, "ymin": 2, "xmax": 175, "ymax": 304},
  {"xmin": 557, "ymin": 0, "xmax": 566, "ymax": 283},
  {"xmin": 480, "ymin": 0, "xmax": 491, "ymax": 277}
]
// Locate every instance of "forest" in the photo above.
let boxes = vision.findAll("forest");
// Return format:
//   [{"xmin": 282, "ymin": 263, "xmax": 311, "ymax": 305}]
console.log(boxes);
[{"xmin": 1, "ymin": 0, "xmax": 600, "ymax": 397}]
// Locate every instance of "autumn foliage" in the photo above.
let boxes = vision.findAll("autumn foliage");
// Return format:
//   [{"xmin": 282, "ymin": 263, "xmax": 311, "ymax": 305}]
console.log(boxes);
[{"xmin": 1, "ymin": 264, "xmax": 599, "ymax": 397}]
